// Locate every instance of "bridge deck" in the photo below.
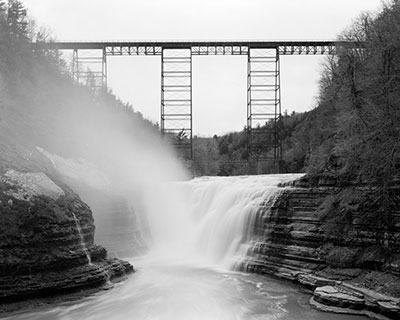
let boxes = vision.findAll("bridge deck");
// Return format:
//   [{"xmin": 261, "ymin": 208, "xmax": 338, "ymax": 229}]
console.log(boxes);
[{"xmin": 34, "ymin": 40, "xmax": 351, "ymax": 55}]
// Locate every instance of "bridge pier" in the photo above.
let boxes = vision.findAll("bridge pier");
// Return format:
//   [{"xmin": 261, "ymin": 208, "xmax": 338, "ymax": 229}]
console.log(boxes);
[
  {"xmin": 161, "ymin": 48, "xmax": 193, "ymax": 159},
  {"xmin": 247, "ymin": 48, "xmax": 282, "ymax": 168},
  {"xmin": 72, "ymin": 48, "xmax": 107, "ymax": 90},
  {"xmin": 39, "ymin": 40, "xmax": 342, "ymax": 168}
]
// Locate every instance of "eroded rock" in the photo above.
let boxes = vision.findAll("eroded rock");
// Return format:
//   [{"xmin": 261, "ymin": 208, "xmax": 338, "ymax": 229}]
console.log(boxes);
[
  {"xmin": 241, "ymin": 186, "xmax": 400, "ymax": 319},
  {"xmin": 314, "ymin": 285, "xmax": 365, "ymax": 310},
  {"xmin": 0, "ymin": 171, "xmax": 134, "ymax": 304},
  {"xmin": 1, "ymin": 169, "xmax": 64, "ymax": 201}
]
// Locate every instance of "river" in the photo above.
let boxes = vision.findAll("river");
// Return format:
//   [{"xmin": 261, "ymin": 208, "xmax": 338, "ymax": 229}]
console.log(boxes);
[
  {"xmin": 2, "ymin": 256, "xmax": 367, "ymax": 320},
  {"xmin": 1, "ymin": 174, "xmax": 369, "ymax": 320}
]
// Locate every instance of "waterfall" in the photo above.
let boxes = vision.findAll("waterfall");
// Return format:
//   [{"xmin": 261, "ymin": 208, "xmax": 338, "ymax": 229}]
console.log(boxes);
[
  {"xmin": 71, "ymin": 212, "xmax": 92, "ymax": 265},
  {"xmin": 141, "ymin": 173, "xmax": 304, "ymax": 270}
]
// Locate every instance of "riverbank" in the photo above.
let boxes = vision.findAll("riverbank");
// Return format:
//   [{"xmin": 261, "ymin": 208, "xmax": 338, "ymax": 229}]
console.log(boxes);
[
  {"xmin": 0, "ymin": 257, "xmax": 372, "ymax": 320},
  {"xmin": 0, "ymin": 169, "xmax": 134, "ymax": 311},
  {"xmin": 0, "ymin": 269, "xmax": 129, "ymax": 316},
  {"xmin": 241, "ymin": 176, "xmax": 400, "ymax": 319}
]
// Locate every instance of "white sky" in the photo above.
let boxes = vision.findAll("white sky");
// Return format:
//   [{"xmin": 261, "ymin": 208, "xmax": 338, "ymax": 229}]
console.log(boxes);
[{"xmin": 23, "ymin": 0, "xmax": 384, "ymax": 136}]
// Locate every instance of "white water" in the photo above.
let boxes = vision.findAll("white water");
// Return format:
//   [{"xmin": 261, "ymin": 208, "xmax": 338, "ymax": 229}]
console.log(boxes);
[
  {"xmin": 140, "ymin": 174, "xmax": 304, "ymax": 268},
  {"xmin": 1, "ymin": 174, "xmax": 369, "ymax": 320},
  {"xmin": 71, "ymin": 212, "xmax": 92, "ymax": 265}
]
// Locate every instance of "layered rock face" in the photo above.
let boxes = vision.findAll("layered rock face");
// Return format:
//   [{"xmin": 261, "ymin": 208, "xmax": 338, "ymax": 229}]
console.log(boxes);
[
  {"xmin": 242, "ymin": 188, "xmax": 330, "ymax": 276},
  {"xmin": 240, "ymin": 183, "xmax": 400, "ymax": 319},
  {"xmin": 72, "ymin": 187, "xmax": 149, "ymax": 259},
  {"xmin": 0, "ymin": 170, "xmax": 133, "ymax": 304}
]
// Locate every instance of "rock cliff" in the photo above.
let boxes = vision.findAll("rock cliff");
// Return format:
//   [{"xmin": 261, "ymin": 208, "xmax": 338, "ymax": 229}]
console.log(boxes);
[
  {"xmin": 0, "ymin": 169, "xmax": 133, "ymax": 306},
  {"xmin": 240, "ymin": 181, "xmax": 400, "ymax": 319}
]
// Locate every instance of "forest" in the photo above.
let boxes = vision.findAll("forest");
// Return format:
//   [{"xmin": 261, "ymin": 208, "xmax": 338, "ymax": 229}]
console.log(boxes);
[
  {"xmin": 1, "ymin": 0, "xmax": 400, "ymax": 188},
  {"xmin": 192, "ymin": 0, "xmax": 400, "ymax": 188},
  {"xmin": 0, "ymin": 0, "xmax": 161, "ymax": 177}
]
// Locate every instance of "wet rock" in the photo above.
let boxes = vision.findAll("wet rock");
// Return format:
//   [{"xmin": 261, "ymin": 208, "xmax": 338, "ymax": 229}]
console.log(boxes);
[
  {"xmin": 0, "ymin": 259, "xmax": 133, "ymax": 303},
  {"xmin": 298, "ymin": 274, "xmax": 339, "ymax": 288},
  {"xmin": 377, "ymin": 301, "xmax": 400, "ymax": 317},
  {"xmin": 314, "ymin": 285, "xmax": 365, "ymax": 310},
  {"xmin": 0, "ymin": 172, "xmax": 134, "ymax": 304},
  {"xmin": 242, "ymin": 185, "xmax": 400, "ymax": 319},
  {"xmin": 341, "ymin": 283, "xmax": 400, "ymax": 318},
  {"xmin": 316, "ymin": 267, "xmax": 363, "ymax": 281},
  {"xmin": 310, "ymin": 282, "xmax": 400, "ymax": 319}
]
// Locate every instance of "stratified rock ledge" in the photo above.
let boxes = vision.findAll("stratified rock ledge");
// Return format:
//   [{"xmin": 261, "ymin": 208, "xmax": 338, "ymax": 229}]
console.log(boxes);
[
  {"xmin": 239, "ymin": 182, "xmax": 400, "ymax": 319},
  {"xmin": 310, "ymin": 282, "xmax": 400, "ymax": 320},
  {"xmin": 0, "ymin": 258, "xmax": 134, "ymax": 304},
  {"xmin": 0, "ymin": 169, "xmax": 135, "ymax": 312}
]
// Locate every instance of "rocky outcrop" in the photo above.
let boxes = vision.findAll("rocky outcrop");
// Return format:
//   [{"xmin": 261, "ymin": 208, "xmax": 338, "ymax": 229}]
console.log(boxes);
[
  {"xmin": 0, "ymin": 169, "xmax": 134, "ymax": 305},
  {"xmin": 240, "ymin": 183, "xmax": 400, "ymax": 319},
  {"xmin": 311, "ymin": 283, "xmax": 400, "ymax": 319},
  {"xmin": 72, "ymin": 186, "xmax": 149, "ymax": 259}
]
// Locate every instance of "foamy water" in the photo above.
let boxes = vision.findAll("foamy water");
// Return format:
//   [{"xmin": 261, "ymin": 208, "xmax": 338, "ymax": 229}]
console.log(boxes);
[
  {"xmin": 2, "ymin": 257, "xmax": 367, "ymax": 320},
  {"xmin": 1, "ymin": 174, "xmax": 369, "ymax": 320},
  {"xmin": 141, "ymin": 174, "xmax": 305, "ymax": 268}
]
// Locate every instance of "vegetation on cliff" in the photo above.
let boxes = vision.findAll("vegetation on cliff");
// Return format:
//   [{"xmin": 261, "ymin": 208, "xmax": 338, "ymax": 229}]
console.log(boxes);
[
  {"xmin": 304, "ymin": 0, "xmax": 400, "ymax": 186},
  {"xmin": 0, "ymin": 0, "xmax": 144, "ymax": 305},
  {"xmin": 0, "ymin": 0, "xmax": 159, "ymax": 176},
  {"xmin": 193, "ymin": 1, "xmax": 400, "ymax": 183}
]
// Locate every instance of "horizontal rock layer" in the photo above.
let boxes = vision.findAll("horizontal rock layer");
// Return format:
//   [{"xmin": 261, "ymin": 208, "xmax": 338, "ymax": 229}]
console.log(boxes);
[
  {"xmin": 240, "ymin": 186, "xmax": 400, "ymax": 319},
  {"xmin": 0, "ymin": 171, "xmax": 134, "ymax": 304},
  {"xmin": 0, "ymin": 258, "xmax": 133, "ymax": 303}
]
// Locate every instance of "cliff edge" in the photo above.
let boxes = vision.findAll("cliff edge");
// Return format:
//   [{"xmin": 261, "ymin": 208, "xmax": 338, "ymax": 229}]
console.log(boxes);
[
  {"xmin": 0, "ymin": 168, "xmax": 133, "ymax": 309},
  {"xmin": 240, "ymin": 177, "xmax": 400, "ymax": 319}
]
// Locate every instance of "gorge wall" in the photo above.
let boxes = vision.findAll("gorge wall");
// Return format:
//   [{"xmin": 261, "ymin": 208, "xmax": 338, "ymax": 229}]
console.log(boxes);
[
  {"xmin": 0, "ymin": 167, "xmax": 133, "ymax": 307},
  {"xmin": 240, "ymin": 179, "xmax": 400, "ymax": 319}
]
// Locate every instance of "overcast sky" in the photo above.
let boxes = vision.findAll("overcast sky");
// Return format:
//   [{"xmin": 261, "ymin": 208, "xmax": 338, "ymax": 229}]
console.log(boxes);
[{"xmin": 23, "ymin": 0, "xmax": 384, "ymax": 136}]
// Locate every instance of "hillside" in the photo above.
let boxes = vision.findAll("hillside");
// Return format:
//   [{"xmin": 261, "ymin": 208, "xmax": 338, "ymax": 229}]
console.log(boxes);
[
  {"xmin": 193, "ymin": 0, "xmax": 400, "ymax": 185},
  {"xmin": 0, "ymin": 0, "xmax": 175, "ymax": 305}
]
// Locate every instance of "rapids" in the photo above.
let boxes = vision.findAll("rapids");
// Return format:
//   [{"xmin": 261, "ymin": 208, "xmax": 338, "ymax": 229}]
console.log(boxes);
[{"xmin": 1, "ymin": 174, "xmax": 369, "ymax": 320}]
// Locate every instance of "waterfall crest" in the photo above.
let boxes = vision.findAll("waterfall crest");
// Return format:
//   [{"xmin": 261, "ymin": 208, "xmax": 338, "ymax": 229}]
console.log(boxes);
[{"xmin": 141, "ymin": 174, "xmax": 304, "ymax": 269}]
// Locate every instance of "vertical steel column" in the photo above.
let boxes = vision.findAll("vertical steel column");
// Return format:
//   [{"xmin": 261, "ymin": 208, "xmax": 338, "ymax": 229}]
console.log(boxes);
[
  {"xmin": 72, "ymin": 49, "xmax": 79, "ymax": 82},
  {"xmin": 275, "ymin": 52, "xmax": 282, "ymax": 168},
  {"xmin": 247, "ymin": 47, "xmax": 282, "ymax": 169},
  {"xmin": 71, "ymin": 48, "xmax": 107, "ymax": 90},
  {"xmin": 102, "ymin": 47, "xmax": 107, "ymax": 89},
  {"xmin": 161, "ymin": 48, "xmax": 193, "ymax": 159}
]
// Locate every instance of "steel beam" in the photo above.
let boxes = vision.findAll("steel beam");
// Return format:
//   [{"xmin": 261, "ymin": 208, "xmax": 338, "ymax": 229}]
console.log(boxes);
[
  {"xmin": 161, "ymin": 49, "xmax": 193, "ymax": 159},
  {"xmin": 72, "ymin": 48, "xmax": 107, "ymax": 90},
  {"xmin": 34, "ymin": 40, "xmax": 349, "ymax": 56},
  {"xmin": 37, "ymin": 39, "xmax": 353, "ymax": 168},
  {"xmin": 247, "ymin": 48, "xmax": 282, "ymax": 169}
]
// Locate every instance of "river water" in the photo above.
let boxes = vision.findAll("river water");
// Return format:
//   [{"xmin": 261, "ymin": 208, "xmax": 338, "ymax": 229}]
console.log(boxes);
[
  {"xmin": 1, "ymin": 175, "xmax": 368, "ymax": 320},
  {"xmin": 2, "ymin": 256, "xmax": 367, "ymax": 320}
]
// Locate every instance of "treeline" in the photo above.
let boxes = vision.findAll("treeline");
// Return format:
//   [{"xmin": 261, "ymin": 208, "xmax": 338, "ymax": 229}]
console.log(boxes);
[
  {"xmin": 0, "ymin": 0, "xmax": 158, "ymax": 173},
  {"xmin": 192, "ymin": 112, "xmax": 308, "ymax": 176},
  {"xmin": 302, "ymin": 0, "xmax": 400, "ymax": 187},
  {"xmin": 193, "ymin": 0, "xmax": 400, "ymax": 184}
]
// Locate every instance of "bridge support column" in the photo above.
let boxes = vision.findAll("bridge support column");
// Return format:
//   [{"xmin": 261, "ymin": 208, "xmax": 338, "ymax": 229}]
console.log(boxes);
[
  {"xmin": 72, "ymin": 48, "xmax": 107, "ymax": 90},
  {"xmin": 161, "ymin": 48, "xmax": 193, "ymax": 159},
  {"xmin": 247, "ymin": 47, "xmax": 282, "ymax": 171}
]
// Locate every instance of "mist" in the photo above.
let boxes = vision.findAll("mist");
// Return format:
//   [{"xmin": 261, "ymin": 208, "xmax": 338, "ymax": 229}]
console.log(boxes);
[{"xmin": 26, "ymin": 76, "xmax": 191, "ymax": 257}]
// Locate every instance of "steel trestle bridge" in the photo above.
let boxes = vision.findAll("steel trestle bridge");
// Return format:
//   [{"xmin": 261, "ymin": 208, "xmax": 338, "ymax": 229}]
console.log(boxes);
[{"xmin": 35, "ymin": 40, "xmax": 348, "ymax": 167}]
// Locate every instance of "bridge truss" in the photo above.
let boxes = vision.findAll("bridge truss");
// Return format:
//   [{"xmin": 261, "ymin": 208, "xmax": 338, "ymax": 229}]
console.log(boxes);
[{"xmin": 35, "ymin": 40, "xmax": 342, "ymax": 168}]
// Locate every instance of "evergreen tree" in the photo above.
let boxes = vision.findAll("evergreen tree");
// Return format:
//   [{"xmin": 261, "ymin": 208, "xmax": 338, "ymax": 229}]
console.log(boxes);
[
  {"xmin": 0, "ymin": 1, "xmax": 6, "ymax": 15},
  {"xmin": 7, "ymin": 0, "xmax": 27, "ymax": 38},
  {"xmin": 0, "ymin": 1, "xmax": 7, "ymax": 27}
]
